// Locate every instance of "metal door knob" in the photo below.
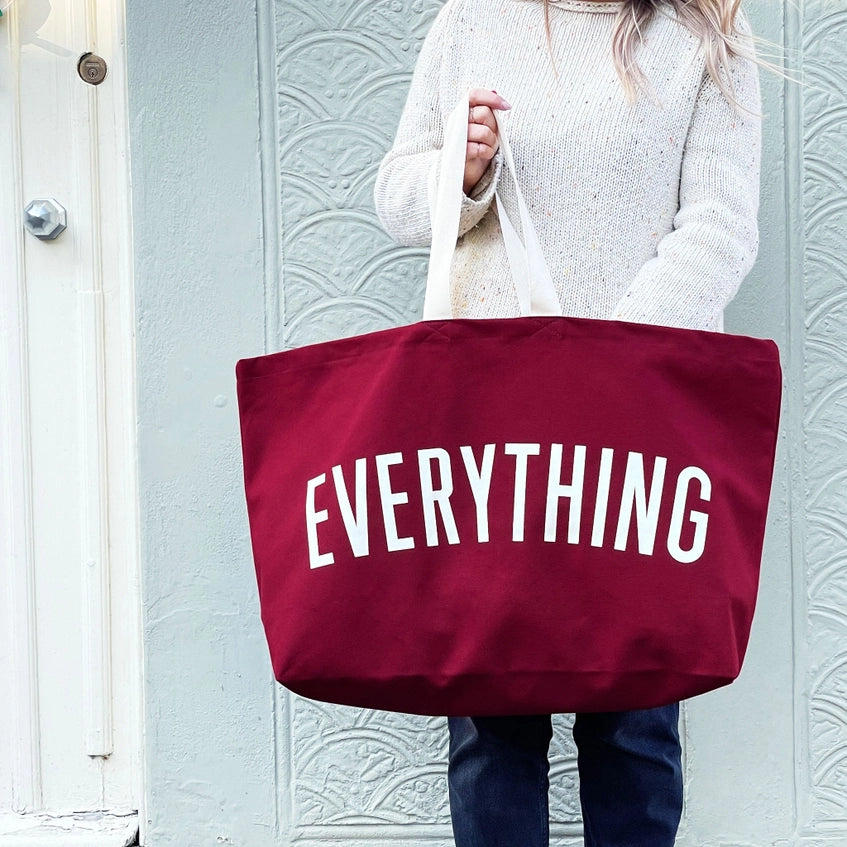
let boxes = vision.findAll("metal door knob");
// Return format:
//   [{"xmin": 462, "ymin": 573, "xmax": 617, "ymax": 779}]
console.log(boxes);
[{"xmin": 24, "ymin": 198, "xmax": 67, "ymax": 240}]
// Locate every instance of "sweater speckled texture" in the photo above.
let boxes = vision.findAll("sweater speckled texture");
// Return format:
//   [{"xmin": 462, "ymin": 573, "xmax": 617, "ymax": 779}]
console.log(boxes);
[{"xmin": 374, "ymin": 0, "xmax": 762, "ymax": 330}]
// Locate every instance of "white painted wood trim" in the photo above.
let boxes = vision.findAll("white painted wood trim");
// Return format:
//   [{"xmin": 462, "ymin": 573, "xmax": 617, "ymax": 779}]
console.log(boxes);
[
  {"xmin": 0, "ymin": 6, "xmax": 43, "ymax": 815},
  {"xmin": 86, "ymin": 0, "xmax": 145, "ymax": 816},
  {"xmin": 79, "ymin": 0, "xmax": 114, "ymax": 759},
  {"xmin": 0, "ymin": 812, "xmax": 137, "ymax": 847}
]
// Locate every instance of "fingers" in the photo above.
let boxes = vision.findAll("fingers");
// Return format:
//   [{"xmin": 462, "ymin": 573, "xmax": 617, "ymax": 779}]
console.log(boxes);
[
  {"xmin": 468, "ymin": 87, "xmax": 512, "ymax": 113},
  {"xmin": 468, "ymin": 89, "xmax": 510, "ymax": 135},
  {"xmin": 463, "ymin": 89, "xmax": 510, "ymax": 192},
  {"xmin": 469, "ymin": 104, "xmax": 498, "ymax": 134},
  {"xmin": 465, "ymin": 142, "xmax": 497, "ymax": 165},
  {"xmin": 466, "ymin": 122, "xmax": 498, "ymax": 162}
]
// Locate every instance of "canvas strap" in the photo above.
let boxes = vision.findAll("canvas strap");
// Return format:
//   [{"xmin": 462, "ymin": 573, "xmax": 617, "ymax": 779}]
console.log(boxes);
[{"xmin": 423, "ymin": 91, "xmax": 561, "ymax": 320}]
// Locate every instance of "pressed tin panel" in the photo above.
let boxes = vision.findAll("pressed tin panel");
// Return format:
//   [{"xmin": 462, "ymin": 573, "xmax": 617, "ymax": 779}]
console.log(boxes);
[
  {"xmin": 802, "ymin": 0, "xmax": 847, "ymax": 830},
  {"xmin": 277, "ymin": 0, "xmax": 436, "ymax": 350},
  {"xmin": 290, "ymin": 703, "xmax": 450, "ymax": 827},
  {"xmin": 273, "ymin": 0, "xmax": 582, "ymax": 837}
]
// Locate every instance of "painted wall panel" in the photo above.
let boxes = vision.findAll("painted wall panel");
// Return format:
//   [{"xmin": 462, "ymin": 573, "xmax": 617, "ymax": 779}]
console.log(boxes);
[
  {"xmin": 126, "ymin": 1, "xmax": 277, "ymax": 844},
  {"xmin": 680, "ymin": 2, "xmax": 797, "ymax": 842}
]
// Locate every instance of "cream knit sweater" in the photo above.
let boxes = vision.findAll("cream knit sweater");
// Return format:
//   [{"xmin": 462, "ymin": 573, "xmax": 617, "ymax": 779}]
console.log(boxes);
[{"xmin": 374, "ymin": 0, "xmax": 762, "ymax": 330}]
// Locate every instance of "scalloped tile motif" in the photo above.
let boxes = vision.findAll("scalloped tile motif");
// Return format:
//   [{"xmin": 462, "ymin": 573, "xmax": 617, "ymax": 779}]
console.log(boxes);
[
  {"xmin": 803, "ymin": 0, "xmax": 847, "ymax": 825},
  {"xmin": 277, "ymin": 0, "xmax": 439, "ymax": 349}
]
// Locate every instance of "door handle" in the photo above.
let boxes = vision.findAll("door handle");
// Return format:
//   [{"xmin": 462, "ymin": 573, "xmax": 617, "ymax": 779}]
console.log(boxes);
[{"xmin": 24, "ymin": 198, "xmax": 67, "ymax": 240}]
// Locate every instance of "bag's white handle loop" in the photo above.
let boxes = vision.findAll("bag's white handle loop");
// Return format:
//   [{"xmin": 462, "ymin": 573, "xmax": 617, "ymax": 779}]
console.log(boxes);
[{"xmin": 423, "ymin": 92, "xmax": 561, "ymax": 321}]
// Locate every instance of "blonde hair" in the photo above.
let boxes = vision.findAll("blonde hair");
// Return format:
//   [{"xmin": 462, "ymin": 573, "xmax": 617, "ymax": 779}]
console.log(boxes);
[{"xmin": 542, "ymin": 0, "xmax": 755, "ymax": 105}]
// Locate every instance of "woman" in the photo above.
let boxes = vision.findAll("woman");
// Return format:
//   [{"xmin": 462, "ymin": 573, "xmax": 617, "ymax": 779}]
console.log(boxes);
[{"xmin": 374, "ymin": 0, "xmax": 761, "ymax": 844}]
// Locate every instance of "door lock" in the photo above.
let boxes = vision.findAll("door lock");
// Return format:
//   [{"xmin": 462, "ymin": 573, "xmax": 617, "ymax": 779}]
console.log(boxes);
[{"xmin": 78, "ymin": 52, "xmax": 108, "ymax": 85}]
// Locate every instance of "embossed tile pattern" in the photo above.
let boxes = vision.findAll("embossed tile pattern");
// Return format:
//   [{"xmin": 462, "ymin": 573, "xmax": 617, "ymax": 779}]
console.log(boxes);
[
  {"xmin": 278, "ymin": 0, "xmax": 435, "ymax": 349},
  {"xmin": 803, "ymin": 0, "xmax": 847, "ymax": 823}
]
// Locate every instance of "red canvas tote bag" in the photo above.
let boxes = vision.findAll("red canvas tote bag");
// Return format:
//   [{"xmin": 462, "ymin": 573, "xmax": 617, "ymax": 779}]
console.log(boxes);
[{"xmin": 236, "ymin": 94, "xmax": 782, "ymax": 716}]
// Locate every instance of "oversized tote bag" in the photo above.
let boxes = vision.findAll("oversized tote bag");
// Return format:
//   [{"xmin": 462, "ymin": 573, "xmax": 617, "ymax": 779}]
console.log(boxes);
[{"xmin": 236, "ymin": 93, "xmax": 782, "ymax": 716}]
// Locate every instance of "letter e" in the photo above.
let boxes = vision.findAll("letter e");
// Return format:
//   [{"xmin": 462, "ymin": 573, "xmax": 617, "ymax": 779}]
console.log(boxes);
[
  {"xmin": 376, "ymin": 452, "xmax": 415, "ymax": 552},
  {"xmin": 306, "ymin": 474, "xmax": 334, "ymax": 569}
]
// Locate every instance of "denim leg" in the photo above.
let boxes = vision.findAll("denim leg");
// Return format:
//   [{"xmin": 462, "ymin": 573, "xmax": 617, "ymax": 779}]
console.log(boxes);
[
  {"xmin": 573, "ymin": 704, "xmax": 683, "ymax": 847},
  {"xmin": 448, "ymin": 715, "xmax": 553, "ymax": 847}
]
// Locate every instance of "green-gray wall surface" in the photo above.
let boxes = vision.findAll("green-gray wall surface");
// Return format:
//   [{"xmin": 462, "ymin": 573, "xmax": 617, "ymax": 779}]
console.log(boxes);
[{"xmin": 126, "ymin": 1, "xmax": 846, "ymax": 844}]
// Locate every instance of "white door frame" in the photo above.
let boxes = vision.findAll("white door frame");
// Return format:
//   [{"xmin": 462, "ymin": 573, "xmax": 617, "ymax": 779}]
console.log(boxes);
[{"xmin": 0, "ymin": 0, "xmax": 142, "ymax": 841}]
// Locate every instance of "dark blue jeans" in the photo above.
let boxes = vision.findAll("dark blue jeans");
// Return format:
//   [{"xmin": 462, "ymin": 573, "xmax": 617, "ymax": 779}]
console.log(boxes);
[{"xmin": 448, "ymin": 705, "xmax": 682, "ymax": 847}]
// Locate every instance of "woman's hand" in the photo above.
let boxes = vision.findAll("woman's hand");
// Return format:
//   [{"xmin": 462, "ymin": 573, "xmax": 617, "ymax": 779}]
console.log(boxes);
[{"xmin": 463, "ymin": 89, "xmax": 512, "ymax": 196}]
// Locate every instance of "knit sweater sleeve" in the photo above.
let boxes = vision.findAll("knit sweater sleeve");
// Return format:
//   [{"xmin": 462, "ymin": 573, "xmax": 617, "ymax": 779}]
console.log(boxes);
[
  {"xmin": 373, "ymin": 1, "xmax": 501, "ymax": 247},
  {"xmin": 612, "ymin": 43, "xmax": 762, "ymax": 330}
]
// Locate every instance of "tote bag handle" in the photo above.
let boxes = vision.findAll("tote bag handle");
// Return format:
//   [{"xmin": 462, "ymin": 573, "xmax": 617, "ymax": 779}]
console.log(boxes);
[{"xmin": 423, "ymin": 91, "xmax": 561, "ymax": 321}]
